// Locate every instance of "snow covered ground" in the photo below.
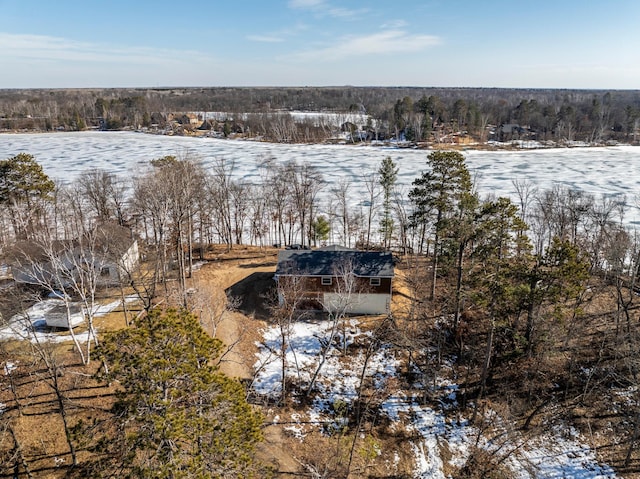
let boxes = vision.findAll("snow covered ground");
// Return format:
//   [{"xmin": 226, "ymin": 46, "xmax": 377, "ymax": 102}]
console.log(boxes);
[
  {"xmin": 253, "ymin": 318, "xmax": 619, "ymax": 478},
  {"xmin": 0, "ymin": 296, "xmax": 137, "ymax": 343},
  {"xmin": 2, "ymin": 132, "xmax": 640, "ymax": 226}
]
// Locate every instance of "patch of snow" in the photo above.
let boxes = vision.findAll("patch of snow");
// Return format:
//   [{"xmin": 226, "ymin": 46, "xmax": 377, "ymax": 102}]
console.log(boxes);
[
  {"xmin": 47, "ymin": 290, "xmax": 71, "ymax": 300},
  {"xmin": 91, "ymin": 299, "xmax": 121, "ymax": 316},
  {"xmin": 254, "ymin": 317, "xmax": 621, "ymax": 478},
  {"xmin": 3, "ymin": 361, "xmax": 17, "ymax": 375},
  {"xmin": 505, "ymin": 426, "xmax": 617, "ymax": 479},
  {"xmin": 0, "ymin": 264, "xmax": 10, "ymax": 279},
  {"xmin": 382, "ymin": 391, "xmax": 473, "ymax": 479},
  {"xmin": 0, "ymin": 297, "xmax": 128, "ymax": 344},
  {"xmin": 284, "ymin": 412, "xmax": 307, "ymax": 440},
  {"xmin": 191, "ymin": 261, "xmax": 206, "ymax": 272}
]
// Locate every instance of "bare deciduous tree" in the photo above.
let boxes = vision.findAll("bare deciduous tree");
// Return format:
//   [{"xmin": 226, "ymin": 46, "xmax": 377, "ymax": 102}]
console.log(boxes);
[
  {"xmin": 306, "ymin": 258, "xmax": 362, "ymax": 396},
  {"xmin": 361, "ymin": 172, "xmax": 380, "ymax": 249},
  {"xmin": 289, "ymin": 161, "xmax": 324, "ymax": 247},
  {"xmin": 267, "ymin": 274, "xmax": 310, "ymax": 404}
]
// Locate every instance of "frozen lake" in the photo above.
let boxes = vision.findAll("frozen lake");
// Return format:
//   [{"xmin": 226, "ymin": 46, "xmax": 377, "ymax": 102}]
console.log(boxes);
[{"xmin": 2, "ymin": 131, "xmax": 640, "ymax": 225}]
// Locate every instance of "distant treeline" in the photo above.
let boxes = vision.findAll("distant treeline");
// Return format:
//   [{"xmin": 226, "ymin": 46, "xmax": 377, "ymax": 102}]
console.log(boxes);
[{"xmin": 1, "ymin": 86, "xmax": 640, "ymax": 144}]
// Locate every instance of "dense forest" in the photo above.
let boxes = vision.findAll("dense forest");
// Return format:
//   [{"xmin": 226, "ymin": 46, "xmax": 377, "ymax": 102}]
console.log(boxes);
[
  {"xmin": 3, "ymin": 148, "xmax": 640, "ymax": 476},
  {"xmin": 2, "ymin": 86, "xmax": 640, "ymax": 144}
]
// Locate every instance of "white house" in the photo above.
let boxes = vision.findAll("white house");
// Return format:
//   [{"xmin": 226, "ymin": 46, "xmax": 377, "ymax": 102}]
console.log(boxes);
[{"xmin": 10, "ymin": 223, "xmax": 139, "ymax": 288}]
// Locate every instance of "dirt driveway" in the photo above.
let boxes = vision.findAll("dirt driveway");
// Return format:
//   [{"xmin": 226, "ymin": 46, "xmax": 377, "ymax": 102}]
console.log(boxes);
[
  {"xmin": 189, "ymin": 247, "xmax": 303, "ymax": 474},
  {"xmin": 190, "ymin": 246, "xmax": 278, "ymax": 380}
]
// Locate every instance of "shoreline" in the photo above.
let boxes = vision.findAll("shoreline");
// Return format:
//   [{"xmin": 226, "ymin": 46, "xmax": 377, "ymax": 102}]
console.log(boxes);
[{"xmin": 1, "ymin": 128, "xmax": 637, "ymax": 152}]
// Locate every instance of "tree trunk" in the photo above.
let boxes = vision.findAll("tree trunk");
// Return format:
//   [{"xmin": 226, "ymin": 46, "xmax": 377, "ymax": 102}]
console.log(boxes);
[
  {"xmin": 65, "ymin": 302, "xmax": 87, "ymax": 365},
  {"xmin": 9, "ymin": 426, "xmax": 34, "ymax": 479},
  {"xmin": 453, "ymin": 240, "xmax": 465, "ymax": 333},
  {"xmin": 624, "ymin": 411, "xmax": 640, "ymax": 467},
  {"xmin": 430, "ymin": 230, "xmax": 439, "ymax": 301},
  {"xmin": 306, "ymin": 313, "xmax": 341, "ymax": 397},
  {"xmin": 525, "ymin": 274, "xmax": 538, "ymax": 358},
  {"xmin": 280, "ymin": 326, "xmax": 288, "ymax": 405},
  {"xmin": 478, "ymin": 319, "xmax": 495, "ymax": 401}
]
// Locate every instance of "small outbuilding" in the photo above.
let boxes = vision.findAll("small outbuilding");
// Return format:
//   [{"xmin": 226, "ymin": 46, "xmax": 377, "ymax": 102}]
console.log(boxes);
[{"xmin": 46, "ymin": 303, "xmax": 85, "ymax": 329}]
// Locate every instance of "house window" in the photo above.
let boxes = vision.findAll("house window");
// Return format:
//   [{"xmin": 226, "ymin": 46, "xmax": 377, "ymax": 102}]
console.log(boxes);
[
  {"xmin": 321, "ymin": 276, "xmax": 332, "ymax": 286},
  {"xmin": 370, "ymin": 277, "xmax": 381, "ymax": 287},
  {"xmin": 100, "ymin": 266, "xmax": 111, "ymax": 277}
]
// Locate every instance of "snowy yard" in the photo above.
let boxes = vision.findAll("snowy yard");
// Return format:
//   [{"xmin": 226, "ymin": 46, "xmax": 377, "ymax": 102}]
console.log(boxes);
[
  {"xmin": 253, "ymin": 318, "xmax": 619, "ymax": 478},
  {"xmin": 0, "ymin": 296, "xmax": 138, "ymax": 344}
]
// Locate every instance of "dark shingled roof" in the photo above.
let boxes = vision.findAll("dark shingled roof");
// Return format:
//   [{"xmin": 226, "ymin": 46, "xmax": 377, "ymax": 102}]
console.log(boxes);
[{"xmin": 276, "ymin": 250, "xmax": 394, "ymax": 277}]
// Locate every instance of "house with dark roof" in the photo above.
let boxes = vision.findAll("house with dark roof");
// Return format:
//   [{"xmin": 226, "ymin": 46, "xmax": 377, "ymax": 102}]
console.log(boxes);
[
  {"xmin": 275, "ymin": 246, "xmax": 394, "ymax": 315},
  {"xmin": 9, "ymin": 223, "xmax": 138, "ymax": 287}
]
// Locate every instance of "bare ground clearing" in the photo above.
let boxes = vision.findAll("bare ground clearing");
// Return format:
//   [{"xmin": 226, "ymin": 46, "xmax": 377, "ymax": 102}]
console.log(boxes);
[{"xmin": 189, "ymin": 245, "xmax": 278, "ymax": 380}]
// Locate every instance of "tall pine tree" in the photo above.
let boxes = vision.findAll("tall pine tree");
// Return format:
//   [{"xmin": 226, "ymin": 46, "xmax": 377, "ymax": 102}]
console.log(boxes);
[
  {"xmin": 88, "ymin": 309, "xmax": 265, "ymax": 478},
  {"xmin": 409, "ymin": 151, "xmax": 472, "ymax": 300},
  {"xmin": 378, "ymin": 156, "xmax": 398, "ymax": 249}
]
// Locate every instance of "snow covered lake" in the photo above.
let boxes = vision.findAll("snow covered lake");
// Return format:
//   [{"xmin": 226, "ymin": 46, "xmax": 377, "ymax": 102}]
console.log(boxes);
[{"xmin": 2, "ymin": 131, "xmax": 640, "ymax": 225}]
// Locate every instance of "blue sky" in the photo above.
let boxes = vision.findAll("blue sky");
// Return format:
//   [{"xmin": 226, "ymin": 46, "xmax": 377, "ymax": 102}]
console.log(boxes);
[{"xmin": 0, "ymin": 0, "xmax": 638, "ymax": 89}]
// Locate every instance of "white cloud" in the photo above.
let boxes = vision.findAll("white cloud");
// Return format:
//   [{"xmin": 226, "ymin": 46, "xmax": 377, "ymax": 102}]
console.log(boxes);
[
  {"xmin": 246, "ymin": 22, "xmax": 309, "ymax": 43},
  {"xmin": 0, "ymin": 32, "xmax": 212, "ymax": 66},
  {"xmin": 0, "ymin": 32, "xmax": 224, "ymax": 87},
  {"xmin": 247, "ymin": 34, "xmax": 285, "ymax": 43},
  {"xmin": 382, "ymin": 20, "xmax": 408, "ymax": 29},
  {"xmin": 289, "ymin": 0, "xmax": 325, "ymax": 8},
  {"xmin": 285, "ymin": 29, "xmax": 441, "ymax": 62},
  {"xmin": 326, "ymin": 7, "xmax": 359, "ymax": 18},
  {"xmin": 288, "ymin": 0, "xmax": 365, "ymax": 18}
]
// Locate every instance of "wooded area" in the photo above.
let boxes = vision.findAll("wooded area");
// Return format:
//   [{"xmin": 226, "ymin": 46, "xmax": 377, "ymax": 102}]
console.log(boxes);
[
  {"xmin": 1, "ymin": 86, "xmax": 640, "ymax": 144},
  {"xmin": 3, "ymin": 149, "xmax": 640, "ymax": 476}
]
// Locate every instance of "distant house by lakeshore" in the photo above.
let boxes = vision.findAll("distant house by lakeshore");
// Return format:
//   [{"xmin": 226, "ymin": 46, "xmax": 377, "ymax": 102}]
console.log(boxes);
[
  {"xmin": 167, "ymin": 112, "xmax": 202, "ymax": 128},
  {"xmin": 275, "ymin": 246, "xmax": 394, "ymax": 315},
  {"xmin": 496, "ymin": 123, "xmax": 531, "ymax": 141}
]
